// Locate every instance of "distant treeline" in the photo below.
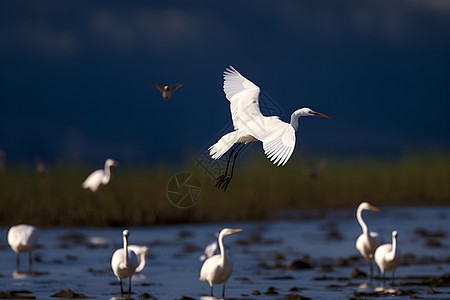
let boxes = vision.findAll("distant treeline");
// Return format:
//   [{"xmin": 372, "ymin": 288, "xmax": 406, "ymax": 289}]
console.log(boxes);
[{"xmin": 0, "ymin": 153, "xmax": 449, "ymax": 227}]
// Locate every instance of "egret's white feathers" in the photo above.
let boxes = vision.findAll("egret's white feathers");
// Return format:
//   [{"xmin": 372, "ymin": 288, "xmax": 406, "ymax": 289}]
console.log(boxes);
[
  {"xmin": 215, "ymin": 67, "xmax": 297, "ymax": 166},
  {"xmin": 8, "ymin": 224, "xmax": 39, "ymax": 254},
  {"xmin": 127, "ymin": 245, "xmax": 149, "ymax": 273},
  {"xmin": 210, "ymin": 66, "xmax": 327, "ymax": 175},
  {"xmin": 209, "ymin": 130, "xmax": 242, "ymax": 160},
  {"xmin": 223, "ymin": 66, "xmax": 263, "ymax": 130},
  {"xmin": 259, "ymin": 119, "xmax": 296, "ymax": 166},
  {"xmin": 82, "ymin": 170, "xmax": 104, "ymax": 191}
]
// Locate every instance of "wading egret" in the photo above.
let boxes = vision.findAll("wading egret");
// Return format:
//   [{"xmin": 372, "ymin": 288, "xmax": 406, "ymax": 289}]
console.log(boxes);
[
  {"xmin": 149, "ymin": 82, "xmax": 183, "ymax": 99},
  {"xmin": 209, "ymin": 66, "xmax": 329, "ymax": 190},
  {"xmin": 374, "ymin": 230, "xmax": 400, "ymax": 285},
  {"xmin": 82, "ymin": 159, "xmax": 118, "ymax": 192},
  {"xmin": 199, "ymin": 228, "xmax": 242, "ymax": 297},
  {"xmin": 111, "ymin": 230, "xmax": 139, "ymax": 297},
  {"xmin": 355, "ymin": 202, "xmax": 384, "ymax": 279},
  {"xmin": 7, "ymin": 224, "xmax": 39, "ymax": 270},
  {"xmin": 127, "ymin": 245, "xmax": 149, "ymax": 273}
]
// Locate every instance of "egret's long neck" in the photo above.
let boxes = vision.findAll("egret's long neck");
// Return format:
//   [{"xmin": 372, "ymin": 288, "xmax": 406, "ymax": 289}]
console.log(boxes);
[
  {"xmin": 290, "ymin": 109, "xmax": 308, "ymax": 132},
  {"xmin": 123, "ymin": 235, "xmax": 128, "ymax": 266},
  {"xmin": 218, "ymin": 232, "xmax": 227, "ymax": 266},
  {"xmin": 357, "ymin": 207, "xmax": 368, "ymax": 235},
  {"xmin": 136, "ymin": 253, "xmax": 146, "ymax": 271},
  {"xmin": 387, "ymin": 236, "xmax": 397, "ymax": 261},
  {"xmin": 104, "ymin": 162, "xmax": 111, "ymax": 181}
]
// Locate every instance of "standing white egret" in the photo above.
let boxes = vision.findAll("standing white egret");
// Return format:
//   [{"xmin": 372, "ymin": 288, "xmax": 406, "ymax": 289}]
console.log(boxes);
[
  {"xmin": 111, "ymin": 230, "xmax": 139, "ymax": 297},
  {"xmin": 374, "ymin": 230, "xmax": 400, "ymax": 285},
  {"xmin": 127, "ymin": 245, "xmax": 149, "ymax": 273},
  {"xmin": 199, "ymin": 228, "xmax": 243, "ymax": 297},
  {"xmin": 355, "ymin": 202, "xmax": 384, "ymax": 279},
  {"xmin": 7, "ymin": 224, "xmax": 39, "ymax": 270},
  {"xmin": 82, "ymin": 159, "xmax": 118, "ymax": 192},
  {"xmin": 209, "ymin": 66, "xmax": 329, "ymax": 190},
  {"xmin": 149, "ymin": 82, "xmax": 183, "ymax": 99}
]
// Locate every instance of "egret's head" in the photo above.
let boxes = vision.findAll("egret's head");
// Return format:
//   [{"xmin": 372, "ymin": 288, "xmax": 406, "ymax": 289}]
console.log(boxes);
[
  {"xmin": 295, "ymin": 107, "xmax": 330, "ymax": 118},
  {"xmin": 106, "ymin": 159, "xmax": 119, "ymax": 167},
  {"xmin": 358, "ymin": 202, "xmax": 379, "ymax": 212},
  {"xmin": 220, "ymin": 228, "xmax": 243, "ymax": 237},
  {"xmin": 122, "ymin": 229, "xmax": 129, "ymax": 237},
  {"xmin": 392, "ymin": 230, "xmax": 398, "ymax": 238},
  {"xmin": 164, "ymin": 86, "xmax": 169, "ymax": 90}
]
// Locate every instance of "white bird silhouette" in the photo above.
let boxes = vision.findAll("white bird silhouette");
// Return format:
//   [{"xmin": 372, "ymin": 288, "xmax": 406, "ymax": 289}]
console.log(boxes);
[
  {"xmin": 199, "ymin": 228, "xmax": 242, "ymax": 297},
  {"xmin": 127, "ymin": 245, "xmax": 149, "ymax": 273},
  {"xmin": 209, "ymin": 66, "xmax": 329, "ymax": 190},
  {"xmin": 7, "ymin": 224, "xmax": 39, "ymax": 270},
  {"xmin": 355, "ymin": 202, "xmax": 384, "ymax": 279},
  {"xmin": 200, "ymin": 232, "xmax": 220, "ymax": 261},
  {"xmin": 82, "ymin": 159, "xmax": 118, "ymax": 192},
  {"xmin": 374, "ymin": 230, "xmax": 400, "ymax": 285},
  {"xmin": 111, "ymin": 230, "xmax": 139, "ymax": 297},
  {"xmin": 149, "ymin": 82, "xmax": 183, "ymax": 99}
]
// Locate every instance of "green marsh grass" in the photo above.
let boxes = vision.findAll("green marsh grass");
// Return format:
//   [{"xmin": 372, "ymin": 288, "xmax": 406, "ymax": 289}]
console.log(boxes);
[{"xmin": 0, "ymin": 154, "xmax": 448, "ymax": 226}]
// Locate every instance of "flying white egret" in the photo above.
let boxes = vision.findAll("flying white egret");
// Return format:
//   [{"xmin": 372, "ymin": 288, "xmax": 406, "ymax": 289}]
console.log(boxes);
[
  {"xmin": 127, "ymin": 245, "xmax": 149, "ymax": 273},
  {"xmin": 149, "ymin": 82, "xmax": 183, "ymax": 99},
  {"xmin": 374, "ymin": 230, "xmax": 400, "ymax": 285},
  {"xmin": 111, "ymin": 230, "xmax": 139, "ymax": 297},
  {"xmin": 82, "ymin": 159, "xmax": 118, "ymax": 192},
  {"xmin": 209, "ymin": 66, "xmax": 329, "ymax": 190},
  {"xmin": 199, "ymin": 228, "xmax": 242, "ymax": 297},
  {"xmin": 355, "ymin": 202, "xmax": 384, "ymax": 279},
  {"xmin": 7, "ymin": 224, "xmax": 39, "ymax": 270}
]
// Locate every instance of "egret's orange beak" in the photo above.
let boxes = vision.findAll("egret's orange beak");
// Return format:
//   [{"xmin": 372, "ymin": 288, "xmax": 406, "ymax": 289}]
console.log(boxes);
[
  {"xmin": 230, "ymin": 229, "xmax": 243, "ymax": 233},
  {"xmin": 112, "ymin": 160, "xmax": 119, "ymax": 167},
  {"xmin": 312, "ymin": 112, "xmax": 330, "ymax": 118},
  {"xmin": 368, "ymin": 205, "xmax": 379, "ymax": 211}
]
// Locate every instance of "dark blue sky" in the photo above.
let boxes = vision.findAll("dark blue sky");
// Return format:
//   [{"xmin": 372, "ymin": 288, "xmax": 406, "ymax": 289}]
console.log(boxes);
[{"xmin": 1, "ymin": 0, "xmax": 449, "ymax": 167}]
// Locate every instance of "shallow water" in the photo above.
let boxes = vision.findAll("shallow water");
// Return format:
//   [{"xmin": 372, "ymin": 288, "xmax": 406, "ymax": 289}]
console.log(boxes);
[{"xmin": 0, "ymin": 206, "xmax": 449, "ymax": 299}]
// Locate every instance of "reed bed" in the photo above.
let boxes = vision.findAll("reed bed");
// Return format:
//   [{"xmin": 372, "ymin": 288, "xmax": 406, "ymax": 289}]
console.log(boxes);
[{"xmin": 0, "ymin": 153, "xmax": 448, "ymax": 227}]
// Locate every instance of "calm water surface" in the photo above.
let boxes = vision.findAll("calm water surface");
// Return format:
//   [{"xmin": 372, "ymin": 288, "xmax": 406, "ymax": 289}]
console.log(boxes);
[{"xmin": 0, "ymin": 206, "xmax": 449, "ymax": 299}]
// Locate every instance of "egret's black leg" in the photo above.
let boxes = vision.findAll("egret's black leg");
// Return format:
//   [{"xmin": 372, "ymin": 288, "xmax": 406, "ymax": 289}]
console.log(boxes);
[
  {"xmin": 210, "ymin": 285, "xmax": 213, "ymax": 297},
  {"xmin": 216, "ymin": 144, "xmax": 240, "ymax": 188},
  {"xmin": 222, "ymin": 283, "xmax": 226, "ymax": 297},
  {"xmin": 392, "ymin": 270, "xmax": 395, "ymax": 286},
  {"xmin": 16, "ymin": 253, "xmax": 20, "ymax": 270},
  {"xmin": 29, "ymin": 251, "xmax": 33, "ymax": 270},
  {"xmin": 369, "ymin": 260, "xmax": 373, "ymax": 282},
  {"xmin": 128, "ymin": 276, "xmax": 132, "ymax": 297},
  {"xmin": 220, "ymin": 143, "xmax": 246, "ymax": 191},
  {"xmin": 120, "ymin": 279, "xmax": 123, "ymax": 297}
]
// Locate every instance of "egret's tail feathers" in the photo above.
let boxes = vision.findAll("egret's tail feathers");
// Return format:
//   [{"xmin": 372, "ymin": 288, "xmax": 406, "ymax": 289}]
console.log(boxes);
[
  {"xmin": 81, "ymin": 180, "xmax": 89, "ymax": 189},
  {"xmin": 209, "ymin": 131, "xmax": 240, "ymax": 159}
]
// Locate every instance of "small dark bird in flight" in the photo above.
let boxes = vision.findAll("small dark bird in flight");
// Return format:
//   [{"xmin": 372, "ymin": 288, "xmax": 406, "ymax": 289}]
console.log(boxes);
[{"xmin": 149, "ymin": 82, "xmax": 183, "ymax": 99}]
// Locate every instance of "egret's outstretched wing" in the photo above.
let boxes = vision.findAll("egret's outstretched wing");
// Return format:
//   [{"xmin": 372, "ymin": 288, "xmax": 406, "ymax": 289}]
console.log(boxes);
[
  {"xmin": 223, "ymin": 66, "xmax": 264, "ymax": 130},
  {"xmin": 251, "ymin": 118, "xmax": 296, "ymax": 166}
]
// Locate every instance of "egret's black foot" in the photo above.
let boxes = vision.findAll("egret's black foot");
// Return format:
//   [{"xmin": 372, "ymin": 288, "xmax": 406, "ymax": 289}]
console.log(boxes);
[
  {"xmin": 216, "ymin": 174, "xmax": 230, "ymax": 189},
  {"xmin": 215, "ymin": 174, "xmax": 226, "ymax": 187},
  {"xmin": 219, "ymin": 176, "xmax": 232, "ymax": 191}
]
